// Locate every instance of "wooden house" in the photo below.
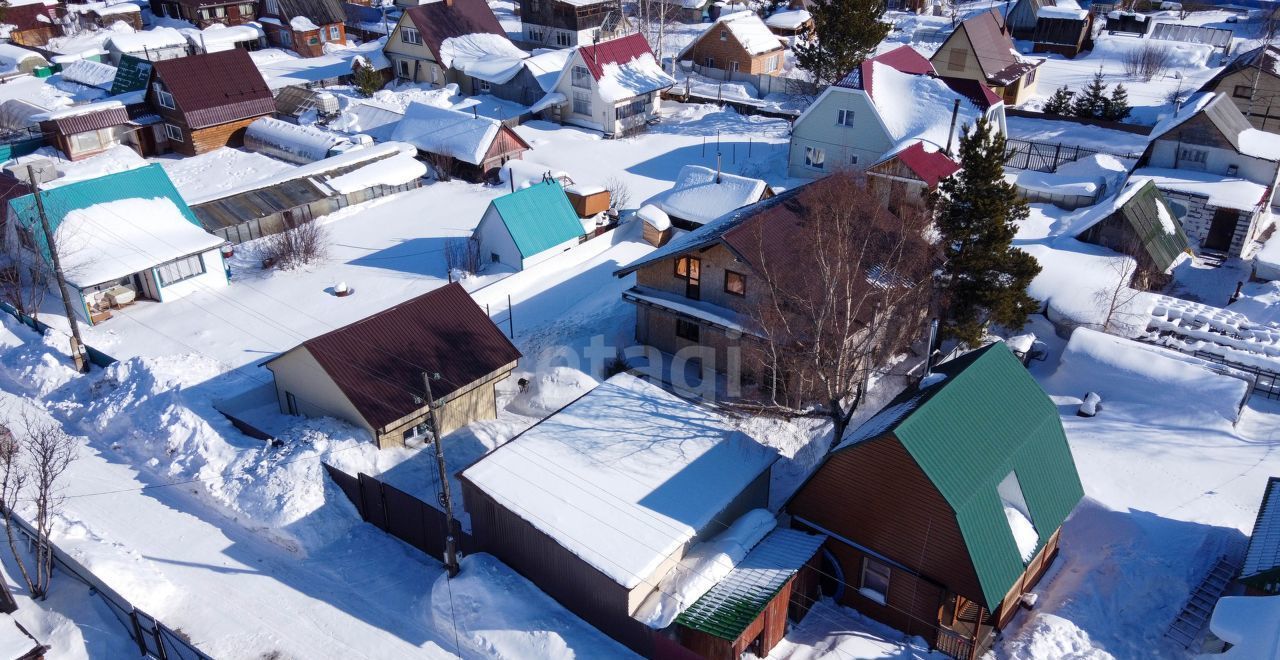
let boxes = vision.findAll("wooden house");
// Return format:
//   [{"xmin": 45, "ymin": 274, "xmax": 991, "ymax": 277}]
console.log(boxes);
[
  {"xmin": 66, "ymin": 2, "xmax": 144, "ymax": 31},
  {"xmin": 4, "ymin": 165, "xmax": 227, "ymax": 326},
  {"xmin": 389, "ymin": 102, "xmax": 530, "ymax": 182},
  {"xmin": 1199, "ymin": 45, "xmax": 1280, "ymax": 133},
  {"xmin": 517, "ymin": 0, "xmax": 619, "ymax": 48},
  {"xmin": 649, "ymin": 164, "xmax": 773, "ymax": 230},
  {"xmin": 545, "ymin": 32, "xmax": 675, "ymax": 137},
  {"xmin": 867, "ymin": 141, "xmax": 961, "ymax": 214},
  {"xmin": 149, "ymin": 0, "xmax": 259, "ymax": 27},
  {"xmin": 678, "ymin": 11, "xmax": 787, "ymax": 80},
  {"xmin": 382, "ymin": 0, "xmax": 515, "ymax": 89},
  {"xmin": 788, "ymin": 342, "xmax": 1085, "ymax": 660},
  {"xmin": 930, "ymin": 9, "xmax": 1041, "ymax": 105},
  {"xmin": 259, "ymin": 0, "xmax": 347, "ymax": 58},
  {"xmin": 1133, "ymin": 93, "xmax": 1280, "ymax": 257},
  {"xmin": 1004, "ymin": 0, "xmax": 1053, "ymax": 39},
  {"xmin": 460, "ymin": 373, "xmax": 780, "ymax": 656},
  {"xmin": 146, "ymin": 49, "xmax": 276, "ymax": 156},
  {"xmin": 1031, "ymin": 4, "xmax": 1092, "ymax": 59},
  {"xmin": 1, "ymin": 2, "xmax": 63, "ymax": 48},
  {"xmin": 1074, "ymin": 180, "xmax": 1190, "ymax": 286},
  {"xmin": 472, "ymin": 180, "xmax": 585, "ymax": 271},
  {"xmin": 38, "ymin": 100, "xmax": 162, "ymax": 161},
  {"xmin": 263, "ymin": 282, "xmax": 521, "ymax": 449},
  {"xmin": 764, "ymin": 9, "xmax": 813, "ymax": 39}
]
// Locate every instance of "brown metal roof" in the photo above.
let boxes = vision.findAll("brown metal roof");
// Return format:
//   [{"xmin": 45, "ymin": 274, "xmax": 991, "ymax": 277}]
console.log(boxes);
[
  {"xmin": 275, "ymin": 0, "xmax": 346, "ymax": 26},
  {"xmin": 287, "ymin": 282, "xmax": 522, "ymax": 430},
  {"xmin": 403, "ymin": 0, "xmax": 506, "ymax": 64},
  {"xmin": 41, "ymin": 105, "xmax": 131, "ymax": 136},
  {"xmin": 152, "ymin": 50, "xmax": 274, "ymax": 129},
  {"xmin": 960, "ymin": 9, "xmax": 1038, "ymax": 86},
  {"xmin": 3, "ymin": 3, "xmax": 60, "ymax": 31}
]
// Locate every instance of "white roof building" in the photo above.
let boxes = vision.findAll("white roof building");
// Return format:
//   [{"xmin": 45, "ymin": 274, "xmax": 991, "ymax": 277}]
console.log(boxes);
[{"xmin": 650, "ymin": 164, "xmax": 771, "ymax": 228}]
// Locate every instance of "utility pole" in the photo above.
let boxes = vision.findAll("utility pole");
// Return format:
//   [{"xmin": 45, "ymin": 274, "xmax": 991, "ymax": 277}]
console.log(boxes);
[
  {"xmin": 423, "ymin": 371, "xmax": 459, "ymax": 578},
  {"xmin": 29, "ymin": 165, "xmax": 87, "ymax": 373}
]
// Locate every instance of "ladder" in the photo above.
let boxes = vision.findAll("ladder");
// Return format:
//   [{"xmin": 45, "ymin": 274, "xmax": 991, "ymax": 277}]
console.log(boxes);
[{"xmin": 1165, "ymin": 555, "xmax": 1237, "ymax": 648}]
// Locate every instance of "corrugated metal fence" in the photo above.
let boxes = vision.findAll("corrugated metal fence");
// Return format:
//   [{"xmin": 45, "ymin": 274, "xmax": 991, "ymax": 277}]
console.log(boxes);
[{"xmin": 323, "ymin": 464, "xmax": 474, "ymax": 562}]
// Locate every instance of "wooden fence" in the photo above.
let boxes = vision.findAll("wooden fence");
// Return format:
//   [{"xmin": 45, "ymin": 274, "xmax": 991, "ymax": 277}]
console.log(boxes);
[{"xmin": 323, "ymin": 464, "xmax": 474, "ymax": 562}]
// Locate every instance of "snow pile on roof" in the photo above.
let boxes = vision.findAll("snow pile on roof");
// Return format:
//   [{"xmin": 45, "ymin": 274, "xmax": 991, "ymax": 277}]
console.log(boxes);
[
  {"xmin": 637, "ymin": 204, "xmax": 670, "ymax": 231},
  {"xmin": 1004, "ymin": 505, "xmax": 1039, "ymax": 561},
  {"xmin": 290, "ymin": 15, "xmax": 320, "ymax": 31},
  {"xmin": 1014, "ymin": 169, "xmax": 1102, "ymax": 197},
  {"xmin": 498, "ymin": 158, "xmax": 568, "ymax": 189},
  {"xmin": 325, "ymin": 151, "xmax": 425, "ymax": 194},
  {"xmin": 93, "ymin": 2, "xmax": 141, "ymax": 15},
  {"xmin": 55, "ymin": 197, "xmax": 223, "ymax": 288},
  {"xmin": 1258, "ymin": 232, "xmax": 1280, "ymax": 281},
  {"xmin": 717, "ymin": 11, "xmax": 784, "ymax": 55},
  {"xmin": 765, "ymin": 8, "xmax": 810, "ymax": 29},
  {"xmin": 652, "ymin": 164, "xmax": 768, "ymax": 225},
  {"xmin": 183, "ymin": 23, "xmax": 265, "ymax": 52},
  {"xmin": 439, "ymin": 33, "xmax": 528, "ymax": 83},
  {"xmin": 868, "ymin": 61, "xmax": 981, "ymax": 150},
  {"xmin": 1143, "ymin": 295, "xmax": 1280, "ymax": 375},
  {"xmin": 0, "ymin": 99, "xmax": 45, "ymax": 130},
  {"xmin": 185, "ymin": 141, "xmax": 418, "ymax": 204},
  {"xmin": 462, "ymin": 373, "xmax": 778, "ymax": 589},
  {"xmin": 1038, "ymin": 0, "xmax": 1088, "ymax": 20},
  {"xmin": 30, "ymin": 98, "xmax": 123, "ymax": 122},
  {"xmin": 329, "ymin": 100, "xmax": 404, "ymax": 141},
  {"xmin": 389, "ymin": 101, "xmax": 500, "ymax": 165},
  {"xmin": 244, "ymin": 117, "xmax": 348, "ymax": 163},
  {"xmin": 596, "ymin": 53, "xmax": 676, "ymax": 103},
  {"xmin": 327, "ymin": 36, "xmax": 391, "ymax": 71},
  {"xmin": 634, "ymin": 509, "xmax": 776, "ymax": 628},
  {"xmin": 106, "ymin": 27, "xmax": 186, "ymax": 53},
  {"xmin": 1130, "ymin": 167, "xmax": 1268, "ymax": 211},
  {"xmin": 0, "ymin": 43, "xmax": 43, "ymax": 68},
  {"xmin": 1207, "ymin": 596, "xmax": 1280, "ymax": 659},
  {"xmin": 1240, "ymin": 127, "xmax": 1280, "ymax": 160},
  {"xmin": 58, "ymin": 58, "xmax": 117, "ymax": 89},
  {"xmin": 524, "ymin": 48, "xmax": 571, "ymax": 92}
]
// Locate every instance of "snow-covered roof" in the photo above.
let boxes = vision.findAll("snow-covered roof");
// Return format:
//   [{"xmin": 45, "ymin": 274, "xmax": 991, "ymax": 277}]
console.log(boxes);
[
  {"xmin": 1037, "ymin": 0, "xmax": 1088, "ymax": 19},
  {"xmin": 462, "ymin": 374, "xmax": 778, "ymax": 589},
  {"xmin": 182, "ymin": 23, "xmax": 265, "ymax": 51},
  {"xmin": 867, "ymin": 60, "xmax": 984, "ymax": 153},
  {"xmin": 711, "ymin": 11, "xmax": 785, "ymax": 56},
  {"xmin": 106, "ymin": 27, "xmax": 187, "ymax": 53},
  {"xmin": 1208, "ymin": 596, "xmax": 1280, "ymax": 659},
  {"xmin": 440, "ymin": 33, "xmax": 528, "ymax": 84},
  {"xmin": 56, "ymin": 197, "xmax": 223, "ymax": 288},
  {"xmin": 245, "ymin": 116, "xmax": 346, "ymax": 162},
  {"xmin": 1130, "ymin": 167, "xmax": 1269, "ymax": 211},
  {"xmin": 58, "ymin": 58, "xmax": 117, "ymax": 89},
  {"xmin": 325, "ymin": 152, "xmax": 425, "ymax": 194},
  {"xmin": 1245, "ymin": 478, "xmax": 1280, "ymax": 581},
  {"xmin": 1144, "ymin": 295, "xmax": 1280, "ymax": 376},
  {"xmin": 187, "ymin": 141, "xmax": 418, "ymax": 204},
  {"xmin": 524, "ymin": 48, "xmax": 571, "ymax": 92},
  {"xmin": 637, "ymin": 203, "xmax": 670, "ymax": 231},
  {"xmin": 328, "ymin": 100, "xmax": 404, "ymax": 142},
  {"xmin": 290, "ymin": 15, "xmax": 320, "ymax": 31},
  {"xmin": 31, "ymin": 98, "xmax": 124, "ymax": 122},
  {"xmin": 1015, "ymin": 169, "xmax": 1102, "ymax": 198},
  {"xmin": 389, "ymin": 101, "xmax": 503, "ymax": 165},
  {"xmin": 652, "ymin": 164, "xmax": 769, "ymax": 226},
  {"xmin": 573, "ymin": 34, "xmax": 676, "ymax": 103},
  {"xmin": 0, "ymin": 43, "xmax": 43, "ymax": 66},
  {"xmin": 764, "ymin": 9, "xmax": 811, "ymax": 29}
]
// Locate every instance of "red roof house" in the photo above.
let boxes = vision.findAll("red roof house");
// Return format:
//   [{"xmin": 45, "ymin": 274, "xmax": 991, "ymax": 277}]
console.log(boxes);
[{"xmin": 146, "ymin": 49, "xmax": 275, "ymax": 155}]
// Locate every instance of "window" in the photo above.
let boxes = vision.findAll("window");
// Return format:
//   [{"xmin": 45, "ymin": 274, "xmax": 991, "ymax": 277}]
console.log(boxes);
[
  {"xmin": 164, "ymin": 123, "xmax": 183, "ymax": 142},
  {"xmin": 198, "ymin": 8, "xmax": 210, "ymax": 19},
  {"xmin": 239, "ymin": 3, "xmax": 254, "ymax": 13},
  {"xmin": 719, "ymin": 29, "xmax": 728, "ymax": 40},
  {"xmin": 837, "ymin": 108, "xmax": 854, "ymax": 126},
  {"xmin": 401, "ymin": 26, "xmax": 422, "ymax": 45},
  {"xmin": 490, "ymin": 252, "xmax": 500, "ymax": 262},
  {"xmin": 1179, "ymin": 147, "xmax": 1208, "ymax": 167},
  {"xmin": 155, "ymin": 253, "xmax": 205, "ymax": 286},
  {"xmin": 330, "ymin": 25, "xmax": 340, "ymax": 40},
  {"xmin": 154, "ymin": 83, "xmax": 174, "ymax": 109},
  {"xmin": 1025, "ymin": 67, "xmax": 1035, "ymax": 84},
  {"xmin": 616, "ymin": 97, "xmax": 648, "ymax": 120},
  {"xmin": 571, "ymin": 65, "xmax": 591, "ymax": 88},
  {"xmin": 946, "ymin": 47, "xmax": 966, "ymax": 71},
  {"xmin": 1235, "ymin": 84, "xmax": 1253, "ymax": 99},
  {"xmin": 730, "ymin": 61, "xmax": 739, "ymax": 73},
  {"xmin": 528, "ymin": 27, "xmax": 543, "ymax": 41},
  {"xmin": 763, "ymin": 55, "xmax": 778, "ymax": 72},
  {"xmin": 397, "ymin": 58, "xmax": 412, "ymax": 79},
  {"xmin": 308, "ymin": 36, "xmax": 319, "ymax": 45},
  {"xmin": 675, "ymin": 255, "xmax": 700, "ymax": 279},
  {"xmin": 850, "ymin": 153, "xmax": 859, "ymax": 165},
  {"xmin": 676, "ymin": 318, "xmax": 700, "ymax": 341},
  {"xmin": 285, "ymin": 392, "xmax": 298, "ymax": 415},
  {"xmin": 69, "ymin": 130, "xmax": 105, "ymax": 153},
  {"xmin": 998, "ymin": 471, "xmax": 1039, "ymax": 564},
  {"xmin": 724, "ymin": 270, "xmax": 745, "ymax": 296},
  {"xmin": 402, "ymin": 420, "xmax": 432, "ymax": 443},
  {"xmin": 860, "ymin": 557, "xmax": 891, "ymax": 605},
  {"xmin": 804, "ymin": 145, "xmax": 825, "ymax": 169},
  {"xmin": 214, "ymin": 6, "xmax": 226, "ymax": 16},
  {"xmin": 477, "ymin": 79, "xmax": 491, "ymax": 93},
  {"xmin": 556, "ymin": 31, "xmax": 571, "ymax": 46},
  {"xmin": 703, "ymin": 56, "xmax": 715, "ymax": 68},
  {"xmin": 572, "ymin": 90, "xmax": 591, "ymax": 115}
]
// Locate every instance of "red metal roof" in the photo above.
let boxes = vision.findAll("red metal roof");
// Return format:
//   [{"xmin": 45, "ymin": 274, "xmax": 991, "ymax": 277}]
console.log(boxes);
[
  {"xmin": 151, "ymin": 50, "xmax": 274, "ymax": 130},
  {"xmin": 577, "ymin": 32, "xmax": 656, "ymax": 81},
  {"xmin": 893, "ymin": 142, "xmax": 960, "ymax": 188},
  {"xmin": 938, "ymin": 76, "xmax": 1001, "ymax": 109},
  {"xmin": 836, "ymin": 45, "xmax": 934, "ymax": 92},
  {"xmin": 41, "ymin": 105, "xmax": 131, "ymax": 136},
  {"xmin": 404, "ymin": 0, "xmax": 506, "ymax": 64},
  {"xmin": 289, "ymin": 282, "xmax": 522, "ymax": 431},
  {"xmin": 3, "ymin": 3, "xmax": 59, "ymax": 31}
]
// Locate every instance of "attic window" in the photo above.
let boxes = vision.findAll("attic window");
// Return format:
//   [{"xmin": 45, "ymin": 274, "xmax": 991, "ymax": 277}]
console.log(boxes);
[
  {"xmin": 720, "ymin": 29, "xmax": 728, "ymax": 40},
  {"xmin": 998, "ymin": 471, "xmax": 1039, "ymax": 563}
]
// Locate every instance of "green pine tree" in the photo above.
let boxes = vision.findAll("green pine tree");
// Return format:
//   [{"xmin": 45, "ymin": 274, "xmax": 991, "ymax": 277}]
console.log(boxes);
[
  {"xmin": 353, "ymin": 64, "xmax": 384, "ymax": 98},
  {"xmin": 1103, "ymin": 83, "xmax": 1131, "ymax": 121},
  {"xmin": 793, "ymin": 0, "xmax": 890, "ymax": 87},
  {"xmin": 1042, "ymin": 86, "xmax": 1073, "ymax": 115},
  {"xmin": 1070, "ymin": 69, "xmax": 1110, "ymax": 119},
  {"xmin": 932, "ymin": 117, "xmax": 1042, "ymax": 344}
]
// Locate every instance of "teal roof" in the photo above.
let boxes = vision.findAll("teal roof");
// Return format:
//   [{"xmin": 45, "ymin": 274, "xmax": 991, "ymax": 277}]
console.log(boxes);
[
  {"xmin": 676, "ymin": 528, "xmax": 826, "ymax": 640},
  {"xmin": 8, "ymin": 164, "xmax": 198, "ymax": 259},
  {"xmin": 489, "ymin": 180, "xmax": 584, "ymax": 258},
  {"xmin": 837, "ymin": 342, "xmax": 1085, "ymax": 609}
]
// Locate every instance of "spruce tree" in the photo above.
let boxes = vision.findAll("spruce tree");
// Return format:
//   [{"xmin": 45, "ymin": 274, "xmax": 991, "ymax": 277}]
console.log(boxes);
[
  {"xmin": 1042, "ymin": 86, "xmax": 1072, "ymax": 115},
  {"xmin": 353, "ymin": 64, "xmax": 384, "ymax": 98},
  {"xmin": 932, "ymin": 117, "xmax": 1042, "ymax": 344},
  {"xmin": 1070, "ymin": 69, "xmax": 1110, "ymax": 119},
  {"xmin": 1104, "ymin": 83, "xmax": 1131, "ymax": 121},
  {"xmin": 793, "ymin": 0, "xmax": 890, "ymax": 86}
]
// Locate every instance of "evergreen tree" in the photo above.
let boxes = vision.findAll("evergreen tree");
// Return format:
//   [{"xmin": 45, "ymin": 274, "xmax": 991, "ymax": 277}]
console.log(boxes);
[
  {"xmin": 793, "ymin": 0, "xmax": 890, "ymax": 87},
  {"xmin": 1042, "ymin": 86, "xmax": 1072, "ymax": 115},
  {"xmin": 932, "ymin": 117, "xmax": 1042, "ymax": 344},
  {"xmin": 1104, "ymin": 83, "xmax": 1131, "ymax": 121},
  {"xmin": 1070, "ymin": 68, "xmax": 1110, "ymax": 119},
  {"xmin": 353, "ymin": 64, "xmax": 384, "ymax": 98}
]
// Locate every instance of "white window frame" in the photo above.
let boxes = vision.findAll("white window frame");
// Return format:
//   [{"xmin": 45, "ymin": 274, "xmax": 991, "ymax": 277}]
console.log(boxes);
[
  {"xmin": 155, "ymin": 253, "xmax": 205, "ymax": 286},
  {"xmin": 860, "ymin": 557, "xmax": 891, "ymax": 605},
  {"xmin": 401, "ymin": 26, "xmax": 422, "ymax": 45},
  {"xmin": 477, "ymin": 79, "xmax": 491, "ymax": 93},
  {"xmin": 764, "ymin": 54, "xmax": 778, "ymax": 72},
  {"xmin": 238, "ymin": 2, "xmax": 254, "ymax": 13},
  {"xmin": 804, "ymin": 145, "xmax": 825, "ymax": 170},
  {"xmin": 837, "ymin": 108, "xmax": 854, "ymax": 126},
  {"xmin": 329, "ymin": 24, "xmax": 340, "ymax": 40},
  {"xmin": 214, "ymin": 5, "xmax": 226, "ymax": 16},
  {"xmin": 571, "ymin": 65, "xmax": 591, "ymax": 88},
  {"xmin": 572, "ymin": 90, "xmax": 591, "ymax": 115},
  {"xmin": 397, "ymin": 58, "xmax": 412, "ymax": 79},
  {"xmin": 556, "ymin": 31, "xmax": 571, "ymax": 46},
  {"xmin": 164, "ymin": 123, "xmax": 183, "ymax": 142}
]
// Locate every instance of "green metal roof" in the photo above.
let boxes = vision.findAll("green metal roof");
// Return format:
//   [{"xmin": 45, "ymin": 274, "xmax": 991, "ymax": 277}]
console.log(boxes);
[
  {"xmin": 838, "ymin": 342, "xmax": 1085, "ymax": 609},
  {"xmin": 489, "ymin": 180, "xmax": 584, "ymax": 259},
  {"xmin": 111, "ymin": 55, "xmax": 153, "ymax": 96},
  {"xmin": 675, "ymin": 528, "xmax": 826, "ymax": 640},
  {"xmin": 1116, "ymin": 181, "xmax": 1190, "ymax": 272}
]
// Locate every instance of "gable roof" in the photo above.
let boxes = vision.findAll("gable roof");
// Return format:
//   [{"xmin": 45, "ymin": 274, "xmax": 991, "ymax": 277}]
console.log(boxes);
[
  {"xmin": 488, "ymin": 180, "xmax": 585, "ymax": 257},
  {"xmin": 274, "ymin": 0, "xmax": 346, "ymax": 25},
  {"xmin": 1243, "ymin": 477, "xmax": 1280, "ymax": 583},
  {"xmin": 680, "ymin": 11, "xmax": 784, "ymax": 60},
  {"xmin": 956, "ymin": 9, "xmax": 1038, "ymax": 86},
  {"xmin": 276, "ymin": 282, "xmax": 521, "ymax": 430},
  {"xmin": 1074, "ymin": 180, "xmax": 1190, "ymax": 272},
  {"xmin": 834, "ymin": 44, "xmax": 935, "ymax": 93},
  {"xmin": 578, "ymin": 32, "xmax": 656, "ymax": 80},
  {"xmin": 1147, "ymin": 93, "xmax": 1280, "ymax": 163},
  {"xmin": 1201, "ymin": 44, "xmax": 1280, "ymax": 94},
  {"xmin": 652, "ymin": 164, "xmax": 770, "ymax": 226},
  {"xmin": 151, "ymin": 50, "xmax": 274, "ymax": 129},
  {"xmin": 402, "ymin": 0, "xmax": 506, "ymax": 64},
  {"xmin": 2, "ymin": 2, "xmax": 59, "ymax": 32},
  {"xmin": 874, "ymin": 141, "xmax": 960, "ymax": 188},
  {"xmin": 834, "ymin": 342, "xmax": 1085, "ymax": 609},
  {"xmin": 390, "ymin": 102, "xmax": 528, "ymax": 165},
  {"xmin": 569, "ymin": 32, "xmax": 676, "ymax": 103}
]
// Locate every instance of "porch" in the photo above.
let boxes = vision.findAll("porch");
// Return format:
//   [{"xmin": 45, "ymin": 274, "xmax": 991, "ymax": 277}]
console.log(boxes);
[{"xmin": 935, "ymin": 595, "xmax": 996, "ymax": 660}]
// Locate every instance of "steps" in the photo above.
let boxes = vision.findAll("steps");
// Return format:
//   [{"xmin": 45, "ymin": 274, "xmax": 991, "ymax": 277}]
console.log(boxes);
[{"xmin": 1165, "ymin": 556, "xmax": 1237, "ymax": 648}]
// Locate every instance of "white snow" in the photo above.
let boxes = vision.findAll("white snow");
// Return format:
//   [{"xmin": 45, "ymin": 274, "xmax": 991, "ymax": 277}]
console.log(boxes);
[
  {"xmin": 390, "ymin": 101, "xmax": 501, "ymax": 165},
  {"xmin": 1037, "ymin": 4, "xmax": 1089, "ymax": 19},
  {"xmin": 439, "ymin": 33, "xmax": 528, "ymax": 84},
  {"xmin": 1003, "ymin": 505, "xmax": 1039, "ymax": 562},
  {"xmin": 157, "ymin": 147, "xmax": 297, "ymax": 203},
  {"xmin": 462, "ymin": 373, "xmax": 777, "ymax": 589},
  {"xmin": 595, "ymin": 54, "xmax": 676, "ymax": 104},
  {"xmin": 1206, "ymin": 596, "xmax": 1280, "ymax": 659},
  {"xmin": 1131, "ymin": 167, "xmax": 1269, "ymax": 211},
  {"xmin": 0, "ymin": 43, "xmax": 44, "ymax": 67},
  {"xmin": 105, "ymin": 27, "xmax": 186, "ymax": 53},
  {"xmin": 244, "ymin": 116, "xmax": 347, "ymax": 163},
  {"xmin": 1155, "ymin": 195, "xmax": 1177, "ymax": 234},
  {"xmin": 31, "ymin": 98, "xmax": 123, "ymax": 122},
  {"xmin": 524, "ymin": 48, "xmax": 572, "ymax": 92},
  {"xmin": 868, "ymin": 61, "xmax": 982, "ymax": 151},
  {"xmin": 57, "ymin": 58, "xmax": 117, "ymax": 89},
  {"xmin": 764, "ymin": 9, "xmax": 810, "ymax": 30},
  {"xmin": 1014, "ymin": 169, "xmax": 1102, "ymax": 197},
  {"xmin": 650, "ymin": 164, "xmax": 768, "ymax": 225},
  {"xmin": 325, "ymin": 152, "xmax": 425, "ymax": 194},
  {"xmin": 182, "ymin": 23, "xmax": 265, "ymax": 52},
  {"xmin": 716, "ymin": 11, "xmax": 784, "ymax": 55},
  {"xmin": 54, "ymin": 197, "xmax": 224, "ymax": 288},
  {"xmin": 290, "ymin": 15, "xmax": 320, "ymax": 31},
  {"xmin": 637, "ymin": 204, "xmax": 670, "ymax": 231}
]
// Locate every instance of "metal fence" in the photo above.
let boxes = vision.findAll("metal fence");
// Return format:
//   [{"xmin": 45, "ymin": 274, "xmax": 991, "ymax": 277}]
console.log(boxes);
[
  {"xmin": 1004, "ymin": 138, "xmax": 1139, "ymax": 173},
  {"xmin": 0, "ymin": 302, "xmax": 115, "ymax": 368},
  {"xmin": 323, "ymin": 464, "xmax": 474, "ymax": 562},
  {"xmin": 1192, "ymin": 350, "xmax": 1280, "ymax": 400}
]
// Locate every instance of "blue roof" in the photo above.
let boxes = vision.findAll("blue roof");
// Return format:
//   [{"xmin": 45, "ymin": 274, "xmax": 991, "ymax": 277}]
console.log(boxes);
[{"xmin": 489, "ymin": 180, "xmax": 584, "ymax": 258}]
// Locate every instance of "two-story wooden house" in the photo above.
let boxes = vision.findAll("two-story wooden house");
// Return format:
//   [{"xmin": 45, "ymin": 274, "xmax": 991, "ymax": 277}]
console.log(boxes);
[
  {"xmin": 546, "ymin": 32, "xmax": 675, "ymax": 137},
  {"xmin": 147, "ymin": 49, "xmax": 276, "ymax": 155},
  {"xmin": 1198, "ymin": 44, "xmax": 1280, "ymax": 133},
  {"xmin": 678, "ymin": 11, "xmax": 786, "ymax": 81},
  {"xmin": 149, "ymin": 0, "xmax": 259, "ymax": 27},
  {"xmin": 929, "ymin": 9, "xmax": 1041, "ymax": 105},
  {"xmin": 517, "ymin": 0, "xmax": 620, "ymax": 48},
  {"xmin": 259, "ymin": 0, "xmax": 347, "ymax": 57}
]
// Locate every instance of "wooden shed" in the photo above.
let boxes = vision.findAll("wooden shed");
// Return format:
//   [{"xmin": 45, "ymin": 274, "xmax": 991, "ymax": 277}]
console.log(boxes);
[
  {"xmin": 788, "ymin": 342, "xmax": 1085, "ymax": 660},
  {"xmin": 1032, "ymin": 11, "xmax": 1092, "ymax": 59},
  {"xmin": 564, "ymin": 184, "xmax": 610, "ymax": 218},
  {"xmin": 1075, "ymin": 180, "xmax": 1190, "ymax": 285},
  {"xmin": 390, "ymin": 102, "xmax": 529, "ymax": 182}
]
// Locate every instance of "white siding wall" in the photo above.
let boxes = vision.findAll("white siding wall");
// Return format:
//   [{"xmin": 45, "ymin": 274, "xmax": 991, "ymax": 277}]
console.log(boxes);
[
  {"xmin": 156, "ymin": 247, "xmax": 227, "ymax": 302},
  {"xmin": 474, "ymin": 206, "xmax": 523, "ymax": 271},
  {"xmin": 788, "ymin": 88, "xmax": 892, "ymax": 179},
  {"xmin": 521, "ymin": 235, "xmax": 580, "ymax": 270},
  {"xmin": 1149, "ymin": 139, "xmax": 1280, "ymax": 191}
]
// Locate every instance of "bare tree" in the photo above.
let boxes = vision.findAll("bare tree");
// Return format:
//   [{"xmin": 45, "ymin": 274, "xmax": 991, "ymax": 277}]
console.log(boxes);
[
  {"xmin": 444, "ymin": 237, "xmax": 481, "ymax": 275},
  {"xmin": 0, "ymin": 421, "xmax": 30, "ymax": 597},
  {"xmin": 0, "ymin": 256, "xmax": 48, "ymax": 321},
  {"xmin": 1092, "ymin": 254, "xmax": 1144, "ymax": 335},
  {"xmin": 737, "ymin": 173, "xmax": 939, "ymax": 447},
  {"xmin": 23, "ymin": 414, "xmax": 74, "ymax": 599},
  {"xmin": 261, "ymin": 219, "xmax": 328, "ymax": 270},
  {"xmin": 1122, "ymin": 43, "xmax": 1174, "ymax": 80},
  {"xmin": 604, "ymin": 176, "xmax": 632, "ymax": 210}
]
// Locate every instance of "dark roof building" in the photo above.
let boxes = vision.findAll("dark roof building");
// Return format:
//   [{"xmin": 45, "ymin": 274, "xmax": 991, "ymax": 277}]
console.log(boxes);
[
  {"xmin": 263, "ymin": 282, "xmax": 522, "ymax": 448},
  {"xmin": 147, "ymin": 49, "xmax": 275, "ymax": 154},
  {"xmin": 1242, "ymin": 477, "xmax": 1280, "ymax": 595},
  {"xmin": 401, "ymin": 0, "xmax": 506, "ymax": 64}
]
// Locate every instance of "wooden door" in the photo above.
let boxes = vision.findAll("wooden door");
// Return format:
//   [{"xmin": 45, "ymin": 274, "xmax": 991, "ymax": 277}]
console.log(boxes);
[
  {"xmin": 686, "ymin": 256, "xmax": 701, "ymax": 300},
  {"xmin": 1205, "ymin": 208, "xmax": 1238, "ymax": 252}
]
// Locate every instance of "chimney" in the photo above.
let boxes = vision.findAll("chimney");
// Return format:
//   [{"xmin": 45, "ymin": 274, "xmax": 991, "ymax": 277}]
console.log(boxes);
[
  {"xmin": 944, "ymin": 98, "xmax": 961, "ymax": 156},
  {"xmin": 715, "ymin": 152, "xmax": 722, "ymax": 184},
  {"xmin": 921, "ymin": 318, "xmax": 939, "ymax": 386}
]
